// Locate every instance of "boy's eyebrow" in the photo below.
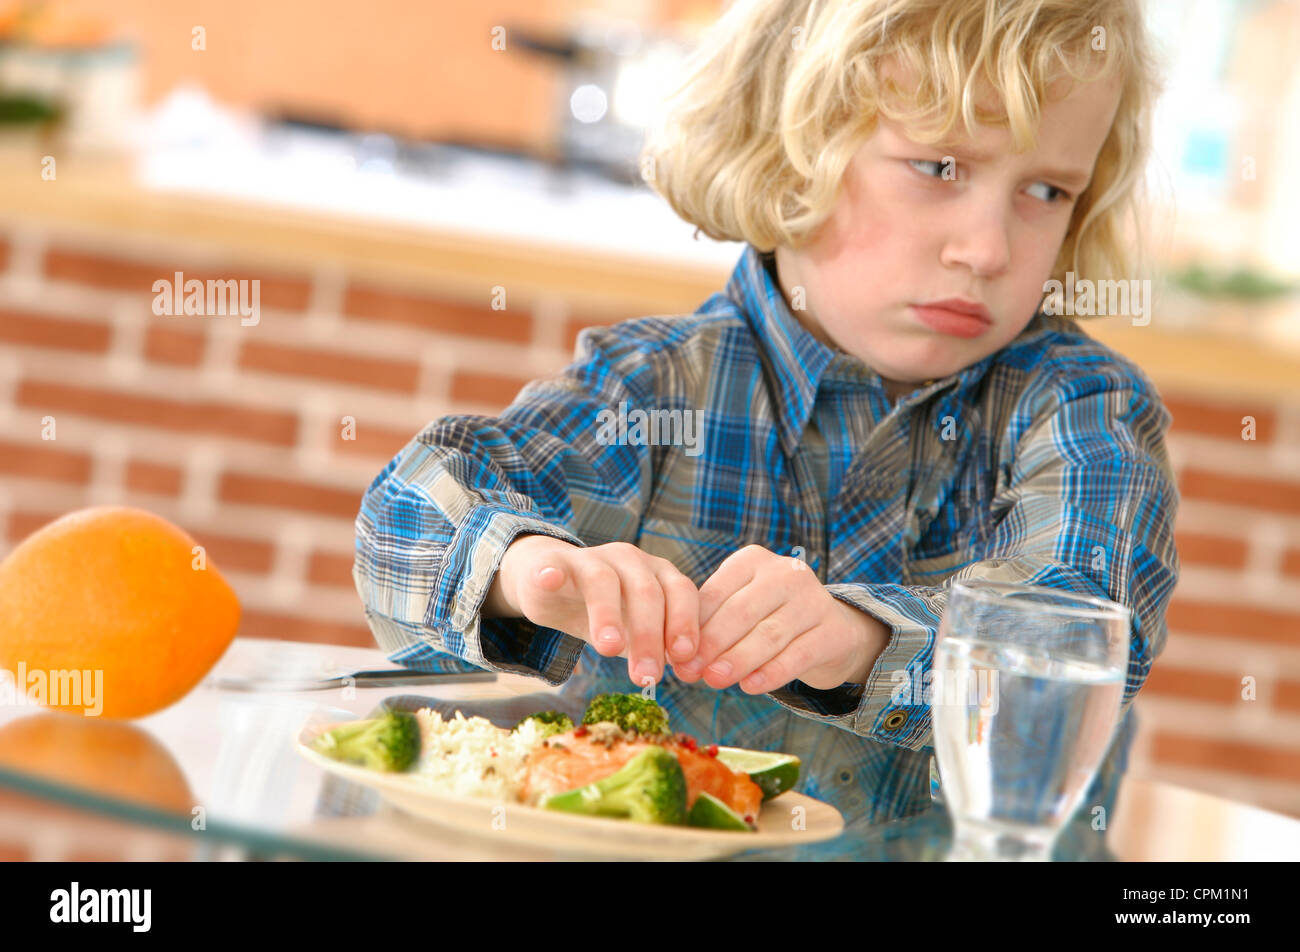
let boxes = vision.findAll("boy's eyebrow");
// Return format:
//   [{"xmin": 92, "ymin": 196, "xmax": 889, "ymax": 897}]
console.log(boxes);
[{"xmin": 932, "ymin": 141, "xmax": 1093, "ymax": 187}]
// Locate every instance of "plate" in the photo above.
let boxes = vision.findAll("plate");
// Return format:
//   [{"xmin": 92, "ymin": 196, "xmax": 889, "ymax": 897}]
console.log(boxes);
[{"xmin": 296, "ymin": 721, "xmax": 845, "ymax": 860}]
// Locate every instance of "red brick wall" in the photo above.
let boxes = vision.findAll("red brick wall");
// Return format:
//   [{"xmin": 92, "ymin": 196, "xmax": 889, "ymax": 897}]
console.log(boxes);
[
  {"xmin": 1, "ymin": 224, "xmax": 1298, "ymax": 819},
  {"xmin": 1139, "ymin": 391, "xmax": 1300, "ymax": 817},
  {"xmin": 0, "ymin": 226, "xmax": 580, "ymax": 651}
]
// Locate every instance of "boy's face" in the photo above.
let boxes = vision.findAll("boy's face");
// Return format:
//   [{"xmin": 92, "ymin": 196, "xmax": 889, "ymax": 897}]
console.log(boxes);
[{"xmin": 773, "ymin": 73, "xmax": 1123, "ymax": 401}]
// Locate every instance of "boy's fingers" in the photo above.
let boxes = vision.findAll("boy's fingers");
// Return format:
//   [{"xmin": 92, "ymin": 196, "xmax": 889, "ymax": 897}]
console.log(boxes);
[
  {"xmin": 657, "ymin": 566, "xmax": 700, "ymax": 662},
  {"xmin": 690, "ymin": 581, "xmax": 787, "ymax": 675},
  {"xmin": 609, "ymin": 558, "xmax": 665, "ymax": 686},
  {"xmin": 572, "ymin": 558, "xmax": 624, "ymax": 656},
  {"xmin": 697, "ymin": 546, "xmax": 762, "ymax": 627},
  {"xmin": 707, "ymin": 601, "xmax": 816, "ymax": 691},
  {"xmin": 735, "ymin": 626, "xmax": 821, "ymax": 694}
]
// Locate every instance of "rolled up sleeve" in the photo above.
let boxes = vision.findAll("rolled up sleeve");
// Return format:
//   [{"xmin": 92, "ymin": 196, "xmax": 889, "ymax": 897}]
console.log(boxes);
[{"xmin": 353, "ymin": 329, "xmax": 658, "ymax": 683}]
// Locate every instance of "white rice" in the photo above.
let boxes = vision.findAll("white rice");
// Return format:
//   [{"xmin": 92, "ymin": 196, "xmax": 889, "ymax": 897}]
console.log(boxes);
[{"xmin": 408, "ymin": 709, "xmax": 546, "ymax": 802}]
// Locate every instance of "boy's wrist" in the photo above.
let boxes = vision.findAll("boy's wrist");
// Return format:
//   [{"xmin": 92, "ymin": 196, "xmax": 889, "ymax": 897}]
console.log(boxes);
[
  {"xmin": 483, "ymin": 567, "xmax": 517, "ymax": 618},
  {"xmin": 833, "ymin": 599, "xmax": 891, "ymax": 685},
  {"xmin": 483, "ymin": 534, "xmax": 537, "ymax": 617}
]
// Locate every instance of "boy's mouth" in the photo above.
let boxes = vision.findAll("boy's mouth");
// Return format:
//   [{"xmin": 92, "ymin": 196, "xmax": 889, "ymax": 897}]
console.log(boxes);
[{"xmin": 908, "ymin": 300, "xmax": 993, "ymax": 338}]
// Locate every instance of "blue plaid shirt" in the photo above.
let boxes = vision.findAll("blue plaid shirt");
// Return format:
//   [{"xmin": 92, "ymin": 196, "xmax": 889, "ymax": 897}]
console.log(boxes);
[{"xmin": 353, "ymin": 244, "xmax": 1180, "ymax": 853}]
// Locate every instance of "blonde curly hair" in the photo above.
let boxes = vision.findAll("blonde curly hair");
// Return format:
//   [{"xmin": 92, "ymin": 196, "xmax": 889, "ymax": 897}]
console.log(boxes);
[{"xmin": 641, "ymin": 0, "xmax": 1166, "ymax": 303}]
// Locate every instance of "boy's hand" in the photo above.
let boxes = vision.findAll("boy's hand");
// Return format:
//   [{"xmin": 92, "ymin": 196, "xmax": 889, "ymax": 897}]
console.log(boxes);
[
  {"xmin": 675, "ymin": 545, "xmax": 888, "ymax": 693},
  {"xmin": 486, "ymin": 535, "xmax": 699, "ymax": 686}
]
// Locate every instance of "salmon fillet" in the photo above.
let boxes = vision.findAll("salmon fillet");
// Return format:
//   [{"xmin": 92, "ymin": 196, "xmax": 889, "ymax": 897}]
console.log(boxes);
[{"xmin": 520, "ymin": 730, "xmax": 764, "ymax": 823}]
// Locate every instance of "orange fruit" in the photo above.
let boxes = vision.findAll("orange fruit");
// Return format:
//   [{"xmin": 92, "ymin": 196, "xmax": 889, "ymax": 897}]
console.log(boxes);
[{"xmin": 0, "ymin": 506, "xmax": 240, "ymax": 718}]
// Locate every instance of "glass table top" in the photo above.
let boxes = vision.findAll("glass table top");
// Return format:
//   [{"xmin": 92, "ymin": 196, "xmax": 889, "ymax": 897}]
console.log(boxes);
[{"xmin": 1, "ymin": 638, "xmax": 1297, "ymax": 861}]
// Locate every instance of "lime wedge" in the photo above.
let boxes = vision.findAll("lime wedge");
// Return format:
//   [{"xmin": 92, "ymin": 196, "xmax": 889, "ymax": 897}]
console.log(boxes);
[
  {"xmin": 715, "ymin": 746, "xmax": 800, "ymax": 801},
  {"xmin": 688, "ymin": 791, "xmax": 753, "ymax": 831}
]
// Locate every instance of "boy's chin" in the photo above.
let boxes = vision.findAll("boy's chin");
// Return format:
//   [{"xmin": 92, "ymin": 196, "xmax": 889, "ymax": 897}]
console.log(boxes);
[
  {"xmin": 857, "ymin": 350, "xmax": 958, "ymax": 385},
  {"xmin": 862, "ymin": 340, "xmax": 984, "ymax": 383}
]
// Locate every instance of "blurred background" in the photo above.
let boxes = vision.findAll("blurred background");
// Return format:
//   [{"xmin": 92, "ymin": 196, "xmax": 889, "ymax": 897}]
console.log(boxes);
[{"xmin": 0, "ymin": 0, "xmax": 1298, "ymax": 859}]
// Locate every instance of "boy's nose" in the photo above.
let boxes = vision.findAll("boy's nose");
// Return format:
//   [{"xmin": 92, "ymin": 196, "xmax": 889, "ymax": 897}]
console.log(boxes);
[{"xmin": 939, "ymin": 205, "xmax": 1012, "ymax": 279}]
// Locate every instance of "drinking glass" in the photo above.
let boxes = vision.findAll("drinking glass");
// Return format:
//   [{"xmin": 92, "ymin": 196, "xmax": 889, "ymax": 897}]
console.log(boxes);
[{"xmin": 931, "ymin": 578, "xmax": 1130, "ymax": 861}]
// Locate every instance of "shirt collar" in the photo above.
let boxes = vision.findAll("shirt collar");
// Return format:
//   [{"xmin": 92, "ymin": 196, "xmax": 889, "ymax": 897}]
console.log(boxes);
[
  {"xmin": 724, "ymin": 244, "xmax": 835, "ymax": 455},
  {"xmin": 724, "ymin": 243, "xmax": 1003, "ymax": 454}
]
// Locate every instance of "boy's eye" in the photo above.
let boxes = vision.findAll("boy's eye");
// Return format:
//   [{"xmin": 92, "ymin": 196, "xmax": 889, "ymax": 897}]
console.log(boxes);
[
  {"xmin": 1026, "ymin": 181, "xmax": 1071, "ymax": 204},
  {"xmin": 907, "ymin": 158, "xmax": 953, "ymax": 179},
  {"xmin": 907, "ymin": 159, "xmax": 1072, "ymax": 204}
]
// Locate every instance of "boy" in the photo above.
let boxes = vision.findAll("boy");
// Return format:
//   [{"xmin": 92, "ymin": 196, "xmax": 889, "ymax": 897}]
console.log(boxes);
[{"xmin": 353, "ymin": 0, "xmax": 1179, "ymax": 851}]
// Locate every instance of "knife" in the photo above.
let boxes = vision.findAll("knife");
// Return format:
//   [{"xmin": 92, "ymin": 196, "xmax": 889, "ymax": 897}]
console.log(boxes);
[{"xmin": 207, "ymin": 668, "xmax": 498, "ymax": 693}]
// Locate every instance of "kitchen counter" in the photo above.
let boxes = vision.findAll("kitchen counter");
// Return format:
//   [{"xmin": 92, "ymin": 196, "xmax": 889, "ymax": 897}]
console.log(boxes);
[
  {"xmin": 1, "ymin": 139, "xmax": 1297, "ymax": 400},
  {"xmin": 0, "ymin": 138, "xmax": 736, "ymax": 319}
]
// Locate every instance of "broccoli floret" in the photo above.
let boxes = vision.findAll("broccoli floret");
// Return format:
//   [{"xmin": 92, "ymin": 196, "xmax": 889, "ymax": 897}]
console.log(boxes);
[
  {"xmin": 580, "ymin": 693, "xmax": 670, "ymax": 737},
  {"xmin": 513, "ymin": 710, "xmax": 574, "ymax": 738},
  {"xmin": 312, "ymin": 710, "xmax": 420, "ymax": 772},
  {"xmin": 541, "ymin": 746, "xmax": 687, "ymax": 825}
]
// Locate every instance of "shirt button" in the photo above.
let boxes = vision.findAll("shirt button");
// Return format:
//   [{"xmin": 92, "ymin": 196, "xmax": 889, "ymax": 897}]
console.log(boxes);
[
  {"xmin": 837, "ymin": 767, "xmax": 854, "ymax": 784},
  {"xmin": 883, "ymin": 710, "xmax": 909, "ymax": 730}
]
